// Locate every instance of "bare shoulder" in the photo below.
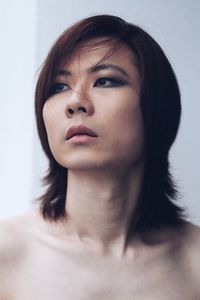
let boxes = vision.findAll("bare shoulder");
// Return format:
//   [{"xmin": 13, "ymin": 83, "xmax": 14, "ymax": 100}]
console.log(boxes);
[
  {"xmin": 0, "ymin": 210, "xmax": 39, "ymax": 295},
  {"xmin": 182, "ymin": 221, "xmax": 200, "ymax": 256},
  {"xmin": 180, "ymin": 222, "xmax": 200, "ymax": 291},
  {"xmin": 0, "ymin": 215, "xmax": 23, "ymax": 265},
  {"xmin": 0, "ymin": 210, "xmax": 41, "ymax": 257}
]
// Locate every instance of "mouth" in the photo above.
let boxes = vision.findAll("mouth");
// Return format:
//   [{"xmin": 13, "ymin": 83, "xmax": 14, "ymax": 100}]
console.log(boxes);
[
  {"xmin": 66, "ymin": 125, "xmax": 98, "ymax": 141},
  {"xmin": 66, "ymin": 134, "xmax": 98, "ymax": 144}
]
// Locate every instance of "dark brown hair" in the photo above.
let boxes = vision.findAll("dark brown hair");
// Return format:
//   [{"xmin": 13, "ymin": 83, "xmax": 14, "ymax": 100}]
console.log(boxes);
[{"xmin": 35, "ymin": 14, "xmax": 188, "ymax": 234}]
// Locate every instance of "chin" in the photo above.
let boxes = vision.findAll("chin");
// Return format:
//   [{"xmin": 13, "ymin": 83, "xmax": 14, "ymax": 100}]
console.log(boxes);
[
  {"xmin": 57, "ymin": 157, "xmax": 106, "ymax": 170},
  {"xmin": 58, "ymin": 159, "xmax": 133, "ymax": 174},
  {"xmin": 54, "ymin": 151, "xmax": 145, "ymax": 172},
  {"xmin": 56, "ymin": 156, "xmax": 117, "ymax": 172}
]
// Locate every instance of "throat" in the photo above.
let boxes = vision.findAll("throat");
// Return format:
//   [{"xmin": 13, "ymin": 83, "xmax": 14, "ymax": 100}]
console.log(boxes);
[{"xmin": 64, "ymin": 166, "xmax": 144, "ymax": 257}]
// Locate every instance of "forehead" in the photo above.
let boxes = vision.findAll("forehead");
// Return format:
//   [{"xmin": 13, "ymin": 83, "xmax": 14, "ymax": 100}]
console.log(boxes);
[{"xmin": 59, "ymin": 39, "xmax": 138, "ymax": 75}]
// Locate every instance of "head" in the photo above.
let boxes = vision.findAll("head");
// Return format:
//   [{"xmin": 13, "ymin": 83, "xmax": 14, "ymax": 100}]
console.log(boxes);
[{"xmin": 35, "ymin": 14, "xmax": 187, "ymax": 233}]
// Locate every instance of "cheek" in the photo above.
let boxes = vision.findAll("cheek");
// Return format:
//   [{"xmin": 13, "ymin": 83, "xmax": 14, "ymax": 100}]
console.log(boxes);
[
  {"xmin": 43, "ymin": 104, "xmax": 56, "ymax": 139},
  {"xmin": 43, "ymin": 100, "xmax": 60, "ymax": 125},
  {"xmin": 105, "ymin": 100, "xmax": 145, "ymax": 163},
  {"xmin": 114, "ymin": 108, "xmax": 144, "ymax": 146},
  {"xmin": 105, "ymin": 91, "xmax": 143, "ymax": 138},
  {"xmin": 42, "ymin": 103, "xmax": 65, "ymax": 154}
]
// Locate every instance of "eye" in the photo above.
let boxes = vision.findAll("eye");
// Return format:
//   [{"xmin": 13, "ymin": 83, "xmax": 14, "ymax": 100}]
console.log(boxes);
[
  {"xmin": 94, "ymin": 77, "xmax": 126, "ymax": 88},
  {"xmin": 51, "ymin": 82, "xmax": 69, "ymax": 94}
]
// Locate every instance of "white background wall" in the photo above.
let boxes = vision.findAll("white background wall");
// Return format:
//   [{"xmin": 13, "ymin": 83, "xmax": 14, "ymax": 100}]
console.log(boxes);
[
  {"xmin": 0, "ymin": 0, "xmax": 37, "ymax": 218},
  {"xmin": 1, "ymin": 0, "xmax": 200, "ymax": 225}
]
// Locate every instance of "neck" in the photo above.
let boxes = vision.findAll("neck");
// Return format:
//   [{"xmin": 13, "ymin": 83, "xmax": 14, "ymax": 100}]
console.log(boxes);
[{"xmin": 64, "ymin": 162, "xmax": 145, "ymax": 257}]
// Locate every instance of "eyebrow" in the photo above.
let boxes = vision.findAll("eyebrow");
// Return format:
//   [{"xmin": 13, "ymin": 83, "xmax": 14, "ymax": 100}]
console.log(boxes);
[
  {"xmin": 57, "ymin": 63, "xmax": 130, "ymax": 78},
  {"xmin": 89, "ymin": 63, "xmax": 130, "ymax": 78}
]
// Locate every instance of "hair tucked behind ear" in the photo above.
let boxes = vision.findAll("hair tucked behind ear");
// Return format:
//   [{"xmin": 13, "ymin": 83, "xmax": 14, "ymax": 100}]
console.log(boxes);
[{"xmin": 35, "ymin": 14, "xmax": 188, "ymax": 233}]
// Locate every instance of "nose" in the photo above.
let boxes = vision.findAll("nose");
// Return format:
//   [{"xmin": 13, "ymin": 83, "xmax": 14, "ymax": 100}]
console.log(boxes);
[{"xmin": 65, "ymin": 89, "xmax": 94, "ymax": 118}]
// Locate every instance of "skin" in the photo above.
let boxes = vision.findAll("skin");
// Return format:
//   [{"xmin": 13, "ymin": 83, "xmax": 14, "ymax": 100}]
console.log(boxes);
[
  {"xmin": 42, "ymin": 41, "xmax": 145, "ymax": 256},
  {"xmin": 0, "ymin": 40, "xmax": 200, "ymax": 299}
]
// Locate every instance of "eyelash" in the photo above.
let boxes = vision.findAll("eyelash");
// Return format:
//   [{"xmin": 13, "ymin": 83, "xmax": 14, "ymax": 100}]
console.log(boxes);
[
  {"xmin": 51, "ymin": 77, "xmax": 126, "ymax": 95},
  {"xmin": 94, "ymin": 77, "xmax": 126, "ymax": 88}
]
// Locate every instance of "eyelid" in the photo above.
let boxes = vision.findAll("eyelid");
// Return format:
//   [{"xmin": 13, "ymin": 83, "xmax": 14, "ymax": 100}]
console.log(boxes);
[
  {"xmin": 51, "ymin": 81, "xmax": 69, "ymax": 94},
  {"xmin": 94, "ymin": 76, "xmax": 127, "ymax": 87},
  {"xmin": 50, "ymin": 75, "xmax": 128, "ymax": 94}
]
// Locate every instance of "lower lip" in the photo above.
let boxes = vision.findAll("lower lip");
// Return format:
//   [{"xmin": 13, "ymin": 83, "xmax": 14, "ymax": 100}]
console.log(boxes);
[{"xmin": 66, "ymin": 135, "xmax": 98, "ymax": 144}]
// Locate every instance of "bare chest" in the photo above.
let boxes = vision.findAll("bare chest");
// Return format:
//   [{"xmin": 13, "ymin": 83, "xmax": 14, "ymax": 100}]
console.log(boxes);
[{"xmin": 10, "ymin": 244, "xmax": 197, "ymax": 300}]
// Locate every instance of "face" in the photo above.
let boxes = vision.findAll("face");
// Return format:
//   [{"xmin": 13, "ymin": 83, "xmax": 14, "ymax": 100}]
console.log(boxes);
[{"xmin": 42, "ymin": 40, "xmax": 145, "ymax": 173}]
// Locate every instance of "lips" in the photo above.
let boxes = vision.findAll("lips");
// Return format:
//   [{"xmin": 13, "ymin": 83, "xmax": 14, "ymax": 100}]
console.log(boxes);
[{"xmin": 66, "ymin": 125, "xmax": 98, "ymax": 140}]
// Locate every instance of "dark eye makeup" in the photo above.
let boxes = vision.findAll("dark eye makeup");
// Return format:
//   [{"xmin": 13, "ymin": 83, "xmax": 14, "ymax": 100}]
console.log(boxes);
[
  {"xmin": 50, "ymin": 76, "xmax": 127, "ymax": 95},
  {"xmin": 94, "ymin": 77, "xmax": 127, "ymax": 88},
  {"xmin": 50, "ymin": 82, "xmax": 69, "ymax": 95}
]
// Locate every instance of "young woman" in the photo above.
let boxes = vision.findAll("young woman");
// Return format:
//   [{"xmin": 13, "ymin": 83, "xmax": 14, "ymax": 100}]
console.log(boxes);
[{"xmin": 0, "ymin": 14, "xmax": 200, "ymax": 299}]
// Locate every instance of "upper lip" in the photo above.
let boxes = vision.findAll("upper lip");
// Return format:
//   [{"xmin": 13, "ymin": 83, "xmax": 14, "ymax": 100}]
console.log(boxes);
[{"xmin": 66, "ymin": 125, "xmax": 98, "ymax": 140}]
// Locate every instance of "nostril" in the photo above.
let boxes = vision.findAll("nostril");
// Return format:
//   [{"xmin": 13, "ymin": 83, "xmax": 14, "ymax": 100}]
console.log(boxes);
[
  {"xmin": 78, "ymin": 107, "xmax": 86, "ymax": 113},
  {"xmin": 68, "ymin": 108, "xmax": 74, "ymax": 114},
  {"xmin": 67, "ymin": 107, "xmax": 87, "ymax": 115}
]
